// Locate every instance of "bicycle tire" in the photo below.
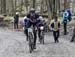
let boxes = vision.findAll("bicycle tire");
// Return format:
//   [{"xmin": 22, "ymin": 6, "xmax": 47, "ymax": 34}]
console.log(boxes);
[{"xmin": 28, "ymin": 32, "xmax": 34, "ymax": 53}]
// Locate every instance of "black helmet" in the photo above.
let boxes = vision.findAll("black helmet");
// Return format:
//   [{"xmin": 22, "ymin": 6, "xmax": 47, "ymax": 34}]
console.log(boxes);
[
  {"xmin": 55, "ymin": 16, "xmax": 57, "ymax": 19},
  {"xmin": 54, "ymin": 16, "xmax": 58, "ymax": 21}
]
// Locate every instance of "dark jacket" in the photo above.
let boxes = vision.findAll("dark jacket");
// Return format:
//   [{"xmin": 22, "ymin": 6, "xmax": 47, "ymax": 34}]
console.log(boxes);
[
  {"xmin": 26, "ymin": 12, "xmax": 39, "ymax": 27},
  {"xmin": 14, "ymin": 15, "xmax": 19, "ymax": 23},
  {"xmin": 27, "ymin": 12, "xmax": 39, "ymax": 20}
]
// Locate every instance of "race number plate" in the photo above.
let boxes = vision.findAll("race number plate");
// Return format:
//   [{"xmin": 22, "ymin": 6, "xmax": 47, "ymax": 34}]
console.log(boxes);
[
  {"xmin": 23, "ymin": 27, "xmax": 24, "ymax": 30},
  {"xmin": 40, "ymin": 26, "xmax": 44, "ymax": 30},
  {"xmin": 28, "ymin": 28, "xmax": 33, "ymax": 32}
]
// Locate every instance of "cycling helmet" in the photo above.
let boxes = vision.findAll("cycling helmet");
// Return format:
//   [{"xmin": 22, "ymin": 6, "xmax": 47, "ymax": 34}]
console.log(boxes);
[
  {"xmin": 30, "ymin": 8, "xmax": 35, "ymax": 13},
  {"xmin": 39, "ymin": 16, "xmax": 43, "ymax": 20},
  {"xmin": 16, "ymin": 12, "xmax": 19, "ymax": 15}
]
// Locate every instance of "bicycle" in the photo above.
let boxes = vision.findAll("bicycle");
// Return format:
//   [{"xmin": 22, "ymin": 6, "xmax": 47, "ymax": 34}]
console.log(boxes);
[
  {"xmin": 28, "ymin": 25, "xmax": 37, "ymax": 53},
  {"xmin": 38, "ymin": 25, "xmax": 45, "ymax": 44}
]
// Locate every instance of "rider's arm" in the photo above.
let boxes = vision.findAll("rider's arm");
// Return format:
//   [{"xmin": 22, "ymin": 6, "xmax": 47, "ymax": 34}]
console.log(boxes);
[
  {"xmin": 49, "ymin": 20, "xmax": 54, "ymax": 31},
  {"xmin": 58, "ymin": 22, "xmax": 60, "ymax": 28},
  {"xmin": 27, "ymin": 13, "xmax": 30, "ymax": 18},
  {"xmin": 23, "ymin": 16, "xmax": 26, "ymax": 24},
  {"xmin": 35, "ymin": 13, "xmax": 39, "ymax": 19}
]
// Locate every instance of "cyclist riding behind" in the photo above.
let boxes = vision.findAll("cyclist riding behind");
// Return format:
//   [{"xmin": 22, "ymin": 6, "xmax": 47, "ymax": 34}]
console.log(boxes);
[{"xmin": 37, "ymin": 16, "xmax": 45, "ymax": 40}]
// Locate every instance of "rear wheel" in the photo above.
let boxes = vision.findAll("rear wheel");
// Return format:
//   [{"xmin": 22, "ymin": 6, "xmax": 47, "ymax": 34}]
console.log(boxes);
[{"xmin": 40, "ymin": 31, "xmax": 44, "ymax": 44}]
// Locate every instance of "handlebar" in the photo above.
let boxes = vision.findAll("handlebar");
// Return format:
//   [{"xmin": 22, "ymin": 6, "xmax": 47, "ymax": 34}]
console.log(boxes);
[{"xmin": 28, "ymin": 18, "xmax": 37, "ymax": 23}]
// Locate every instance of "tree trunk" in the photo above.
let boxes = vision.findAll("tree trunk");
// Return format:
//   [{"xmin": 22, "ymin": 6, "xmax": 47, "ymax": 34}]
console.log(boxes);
[
  {"xmin": 46, "ymin": 0, "xmax": 52, "ymax": 23},
  {"xmin": 58, "ymin": 0, "xmax": 60, "ymax": 13},
  {"xmin": 3, "ymin": 0, "xmax": 6, "ymax": 14},
  {"xmin": 1, "ymin": 0, "xmax": 2, "ymax": 14},
  {"xmin": 33, "ymin": 0, "xmax": 35, "ymax": 8},
  {"xmin": 21, "ymin": 0, "xmax": 23, "ymax": 12},
  {"xmin": 24, "ymin": 0, "xmax": 29, "ymax": 12},
  {"xmin": 1, "ymin": 0, "xmax": 6, "ymax": 14},
  {"xmin": 30, "ymin": 0, "xmax": 35, "ymax": 9},
  {"xmin": 15, "ymin": 0, "xmax": 16, "ymax": 13},
  {"xmin": 41, "ymin": 0, "xmax": 44, "ymax": 14},
  {"xmin": 52, "ymin": 0, "xmax": 56, "ymax": 18},
  {"xmin": 64, "ymin": 0, "xmax": 67, "ymax": 9},
  {"xmin": 11, "ymin": 0, "xmax": 15, "ymax": 15}
]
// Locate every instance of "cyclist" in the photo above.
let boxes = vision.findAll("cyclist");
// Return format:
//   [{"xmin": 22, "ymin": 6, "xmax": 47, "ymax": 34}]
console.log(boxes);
[
  {"xmin": 37, "ymin": 16, "xmax": 45, "ymax": 41},
  {"xmin": 24, "ymin": 8, "xmax": 39, "ymax": 49}
]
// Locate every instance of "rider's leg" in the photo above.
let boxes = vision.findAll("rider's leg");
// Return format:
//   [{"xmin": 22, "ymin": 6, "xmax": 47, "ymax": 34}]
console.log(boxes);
[
  {"xmin": 24, "ymin": 29, "xmax": 28, "ymax": 41},
  {"xmin": 56, "ymin": 30, "xmax": 60, "ymax": 42},
  {"xmin": 14, "ymin": 22, "xmax": 16, "ymax": 29},
  {"xmin": 16, "ymin": 22, "xmax": 18, "ymax": 29},
  {"xmin": 38, "ymin": 28, "xmax": 41, "ymax": 41},
  {"xmin": 24, "ymin": 20, "xmax": 30, "ymax": 41},
  {"xmin": 33, "ymin": 29, "xmax": 37, "ymax": 49},
  {"xmin": 64, "ymin": 22, "xmax": 67, "ymax": 35},
  {"xmin": 53, "ymin": 31, "xmax": 57, "ymax": 43}
]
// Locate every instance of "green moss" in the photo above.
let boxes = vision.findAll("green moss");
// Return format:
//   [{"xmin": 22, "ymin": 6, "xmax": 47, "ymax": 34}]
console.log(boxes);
[
  {"xmin": 4, "ymin": 16, "xmax": 11, "ymax": 21},
  {"xmin": 39, "ymin": 14, "xmax": 48, "ymax": 18},
  {"xmin": 16, "ymin": 5, "xmax": 25, "ymax": 11}
]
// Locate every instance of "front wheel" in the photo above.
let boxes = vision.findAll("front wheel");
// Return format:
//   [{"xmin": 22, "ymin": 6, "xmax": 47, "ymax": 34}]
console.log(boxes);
[
  {"xmin": 40, "ymin": 31, "xmax": 44, "ymax": 44},
  {"xmin": 29, "ymin": 45, "xmax": 32, "ymax": 53},
  {"xmin": 28, "ymin": 32, "xmax": 34, "ymax": 53}
]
